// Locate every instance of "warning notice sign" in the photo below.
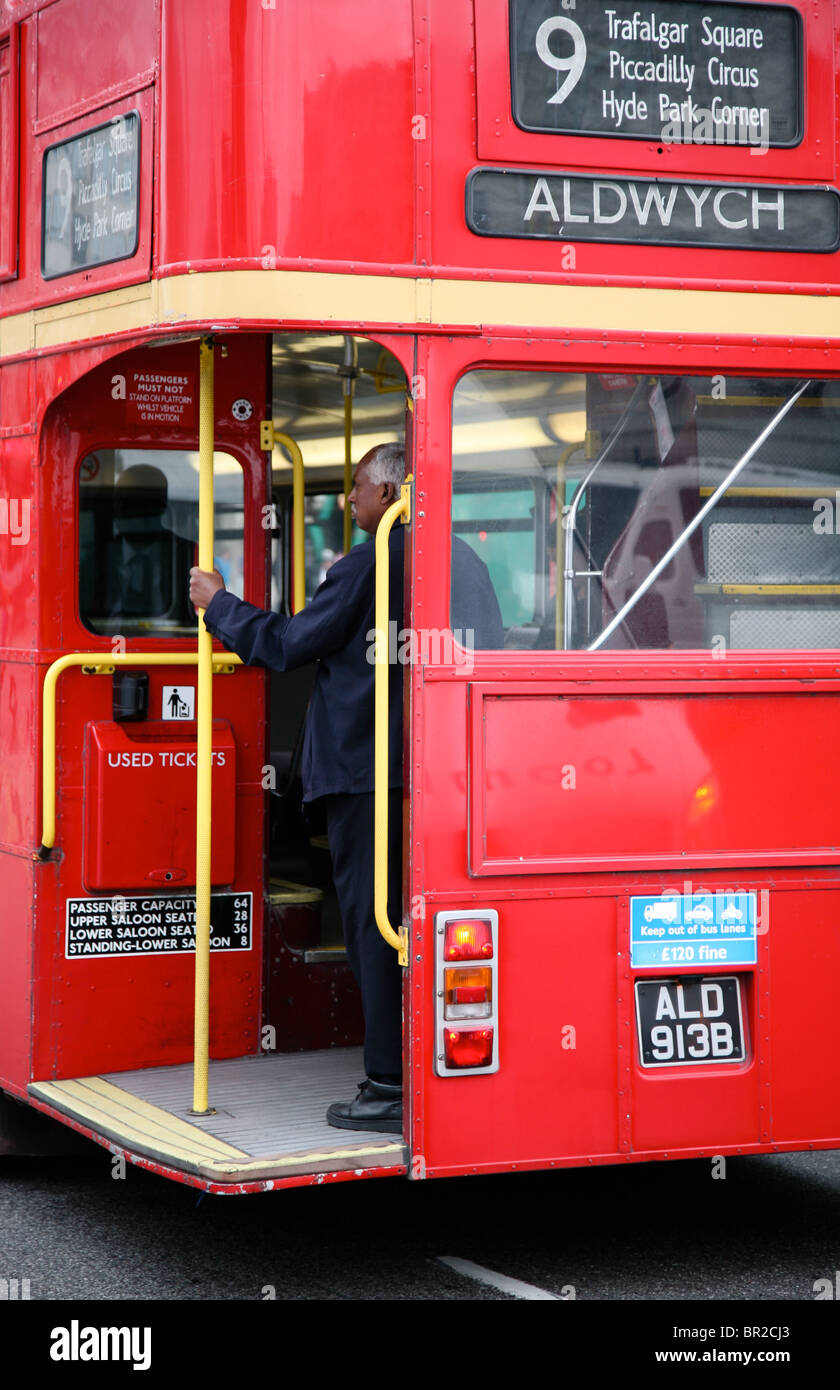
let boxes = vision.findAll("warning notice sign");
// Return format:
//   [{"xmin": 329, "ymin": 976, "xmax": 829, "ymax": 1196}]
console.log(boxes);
[
  {"xmin": 125, "ymin": 371, "xmax": 196, "ymax": 427},
  {"xmin": 65, "ymin": 893, "xmax": 252, "ymax": 959}
]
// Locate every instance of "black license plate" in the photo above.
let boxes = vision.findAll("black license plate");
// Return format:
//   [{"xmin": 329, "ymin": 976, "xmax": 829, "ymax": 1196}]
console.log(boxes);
[{"xmin": 635, "ymin": 976, "xmax": 745, "ymax": 1069}]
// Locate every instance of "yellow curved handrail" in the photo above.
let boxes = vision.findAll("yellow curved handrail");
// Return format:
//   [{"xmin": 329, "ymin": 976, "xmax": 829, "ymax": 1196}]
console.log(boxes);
[
  {"xmin": 38, "ymin": 649, "xmax": 241, "ymax": 855},
  {"xmin": 373, "ymin": 480, "xmax": 411, "ymax": 966},
  {"xmin": 274, "ymin": 432, "xmax": 305, "ymax": 613}
]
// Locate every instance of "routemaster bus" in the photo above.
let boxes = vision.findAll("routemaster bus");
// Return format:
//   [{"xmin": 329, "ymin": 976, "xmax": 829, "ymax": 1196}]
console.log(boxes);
[{"xmin": 1, "ymin": 0, "xmax": 840, "ymax": 1193}]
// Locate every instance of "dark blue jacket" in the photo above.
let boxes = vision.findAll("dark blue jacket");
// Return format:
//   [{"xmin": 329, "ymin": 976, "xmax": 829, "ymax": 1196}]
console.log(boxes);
[{"xmin": 203, "ymin": 527, "xmax": 502, "ymax": 802}]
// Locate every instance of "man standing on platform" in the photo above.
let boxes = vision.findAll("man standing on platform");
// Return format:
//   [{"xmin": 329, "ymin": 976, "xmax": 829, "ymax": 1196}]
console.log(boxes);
[{"xmin": 189, "ymin": 441, "xmax": 502, "ymax": 1135}]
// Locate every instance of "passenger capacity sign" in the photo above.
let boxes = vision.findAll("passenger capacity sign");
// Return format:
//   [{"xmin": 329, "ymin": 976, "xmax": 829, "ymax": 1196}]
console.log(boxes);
[
  {"xmin": 466, "ymin": 170, "xmax": 840, "ymax": 253},
  {"xmin": 630, "ymin": 892, "xmax": 758, "ymax": 967},
  {"xmin": 42, "ymin": 112, "xmax": 140, "ymax": 279},
  {"xmin": 65, "ymin": 893, "xmax": 252, "ymax": 959},
  {"xmin": 510, "ymin": 0, "xmax": 802, "ymax": 146}
]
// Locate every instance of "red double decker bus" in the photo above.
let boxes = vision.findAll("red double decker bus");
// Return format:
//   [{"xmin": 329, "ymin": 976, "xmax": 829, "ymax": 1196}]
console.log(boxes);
[{"xmin": 1, "ymin": 0, "xmax": 840, "ymax": 1194}]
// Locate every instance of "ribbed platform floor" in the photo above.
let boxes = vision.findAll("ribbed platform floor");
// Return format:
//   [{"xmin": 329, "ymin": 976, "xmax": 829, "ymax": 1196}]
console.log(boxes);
[{"xmin": 29, "ymin": 1049, "xmax": 407, "ymax": 1186}]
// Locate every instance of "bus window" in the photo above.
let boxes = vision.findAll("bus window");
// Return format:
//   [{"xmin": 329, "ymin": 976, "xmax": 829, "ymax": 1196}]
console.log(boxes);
[
  {"xmin": 79, "ymin": 448, "xmax": 244, "ymax": 637},
  {"xmin": 452, "ymin": 371, "xmax": 840, "ymax": 653}
]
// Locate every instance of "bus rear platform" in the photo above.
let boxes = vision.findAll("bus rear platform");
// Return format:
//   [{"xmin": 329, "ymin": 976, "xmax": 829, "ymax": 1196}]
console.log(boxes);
[{"xmin": 27, "ymin": 1048, "xmax": 408, "ymax": 1194}]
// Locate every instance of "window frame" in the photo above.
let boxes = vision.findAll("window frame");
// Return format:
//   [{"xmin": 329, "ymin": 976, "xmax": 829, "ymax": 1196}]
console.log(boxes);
[
  {"xmin": 447, "ymin": 356, "xmax": 840, "ymax": 657},
  {"xmin": 76, "ymin": 443, "xmax": 248, "ymax": 641},
  {"xmin": 0, "ymin": 24, "xmax": 20, "ymax": 283}
]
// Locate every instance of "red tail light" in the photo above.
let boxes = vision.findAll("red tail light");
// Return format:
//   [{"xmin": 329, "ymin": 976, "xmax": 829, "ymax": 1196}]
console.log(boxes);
[
  {"xmin": 435, "ymin": 910, "xmax": 498, "ymax": 1076},
  {"xmin": 443, "ymin": 918, "xmax": 494, "ymax": 961},
  {"xmin": 443, "ymin": 1028, "xmax": 494, "ymax": 1069}
]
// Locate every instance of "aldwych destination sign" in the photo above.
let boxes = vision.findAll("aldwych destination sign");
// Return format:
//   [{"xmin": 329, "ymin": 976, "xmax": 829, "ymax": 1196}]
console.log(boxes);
[{"xmin": 466, "ymin": 169, "xmax": 840, "ymax": 253}]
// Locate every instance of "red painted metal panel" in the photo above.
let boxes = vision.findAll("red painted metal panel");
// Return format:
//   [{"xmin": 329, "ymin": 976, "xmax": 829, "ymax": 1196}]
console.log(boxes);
[
  {"xmin": 26, "ymin": 335, "xmax": 268, "ymax": 1081},
  {"xmin": 0, "ymin": 852, "xmax": 34, "ymax": 1087},
  {"xmin": 766, "ymin": 887, "xmax": 840, "ymax": 1142},
  {"xmin": 420, "ymin": 897, "xmax": 621, "ymax": 1168},
  {"xmin": 158, "ymin": 0, "xmax": 415, "ymax": 271},
  {"xmin": 84, "ymin": 720, "xmax": 237, "ymax": 891},
  {"xmin": 0, "ymin": 660, "xmax": 38, "ymax": 850},
  {"xmin": 470, "ymin": 685, "xmax": 840, "ymax": 875},
  {"xmin": 34, "ymin": 0, "xmax": 157, "ymax": 132}
]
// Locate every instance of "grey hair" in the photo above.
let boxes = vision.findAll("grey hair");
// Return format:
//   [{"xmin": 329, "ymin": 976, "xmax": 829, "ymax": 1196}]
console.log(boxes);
[{"xmin": 365, "ymin": 442, "xmax": 405, "ymax": 492}]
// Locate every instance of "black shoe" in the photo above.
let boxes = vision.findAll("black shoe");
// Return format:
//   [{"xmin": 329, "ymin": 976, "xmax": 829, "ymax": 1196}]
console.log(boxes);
[{"xmin": 326, "ymin": 1079, "xmax": 403, "ymax": 1135}]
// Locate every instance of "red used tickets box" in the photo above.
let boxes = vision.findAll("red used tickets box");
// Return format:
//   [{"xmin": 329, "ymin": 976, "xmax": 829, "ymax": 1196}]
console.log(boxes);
[{"xmin": 83, "ymin": 720, "xmax": 237, "ymax": 890}]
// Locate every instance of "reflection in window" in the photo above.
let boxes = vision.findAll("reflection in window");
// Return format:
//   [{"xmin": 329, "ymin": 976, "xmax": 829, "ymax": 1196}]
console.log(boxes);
[
  {"xmin": 79, "ymin": 449, "xmax": 244, "ymax": 636},
  {"xmin": 452, "ymin": 371, "xmax": 840, "ymax": 652}
]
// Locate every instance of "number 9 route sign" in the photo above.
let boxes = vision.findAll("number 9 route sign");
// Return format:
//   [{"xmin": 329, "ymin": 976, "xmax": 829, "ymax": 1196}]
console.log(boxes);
[{"xmin": 509, "ymin": 0, "xmax": 802, "ymax": 147}]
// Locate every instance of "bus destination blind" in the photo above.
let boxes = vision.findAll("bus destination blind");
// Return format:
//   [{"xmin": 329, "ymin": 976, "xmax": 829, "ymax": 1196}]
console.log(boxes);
[
  {"xmin": 466, "ymin": 169, "xmax": 840, "ymax": 253},
  {"xmin": 510, "ymin": 0, "xmax": 802, "ymax": 147},
  {"xmin": 42, "ymin": 112, "xmax": 140, "ymax": 279}
]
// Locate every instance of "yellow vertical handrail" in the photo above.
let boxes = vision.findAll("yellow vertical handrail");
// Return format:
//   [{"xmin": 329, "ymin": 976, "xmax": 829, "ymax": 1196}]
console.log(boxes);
[
  {"xmin": 192, "ymin": 337, "xmax": 215, "ymax": 1114},
  {"xmin": 274, "ymin": 432, "xmax": 305, "ymax": 613},
  {"xmin": 373, "ymin": 480, "xmax": 411, "ymax": 967}
]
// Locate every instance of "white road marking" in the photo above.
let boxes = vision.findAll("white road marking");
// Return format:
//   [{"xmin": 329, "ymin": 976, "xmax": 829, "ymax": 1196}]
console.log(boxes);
[{"xmin": 437, "ymin": 1256, "xmax": 559, "ymax": 1300}]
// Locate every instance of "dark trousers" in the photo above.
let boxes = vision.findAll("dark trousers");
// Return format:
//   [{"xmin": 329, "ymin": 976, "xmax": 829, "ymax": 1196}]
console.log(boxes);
[{"xmin": 324, "ymin": 791, "xmax": 403, "ymax": 1081}]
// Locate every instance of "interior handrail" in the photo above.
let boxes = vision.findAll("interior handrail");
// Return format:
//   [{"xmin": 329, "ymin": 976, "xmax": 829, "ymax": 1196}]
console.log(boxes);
[
  {"xmin": 273, "ymin": 431, "xmax": 306, "ymax": 613},
  {"xmin": 373, "ymin": 479, "xmax": 412, "ymax": 966}
]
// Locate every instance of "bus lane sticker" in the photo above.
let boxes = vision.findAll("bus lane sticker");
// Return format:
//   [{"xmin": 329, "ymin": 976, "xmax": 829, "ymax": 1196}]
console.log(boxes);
[{"xmin": 630, "ymin": 892, "xmax": 757, "ymax": 968}]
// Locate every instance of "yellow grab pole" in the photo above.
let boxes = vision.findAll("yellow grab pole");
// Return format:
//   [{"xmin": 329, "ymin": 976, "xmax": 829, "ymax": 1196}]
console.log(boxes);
[
  {"xmin": 193, "ymin": 336, "xmax": 215, "ymax": 1114},
  {"xmin": 373, "ymin": 480, "xmax": 411, "ymax": 967},
  {"xmin": 274, "ymin": 432, "xmax": 305, "ymax": 613},
  {"xmin": 343, "ymin": 393, "xmax": 353, "ymax": 556}
]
